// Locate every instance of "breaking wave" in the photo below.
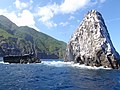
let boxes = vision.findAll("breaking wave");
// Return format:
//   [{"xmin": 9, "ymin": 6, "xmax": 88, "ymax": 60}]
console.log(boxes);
[
  {"xmin": 41, "ymin": 60, "xmax": 72, "ymax": 67},
  {"xmin": 41, "ymin": 60, "xmax": 111, "ymax": 70},
  {"xmin": 0, "ymin": 61, "xmax": 9, "ymax": 64},
  {"xmin": 0, "ymin": 59, "xmax": 111, "ymax": 69}
]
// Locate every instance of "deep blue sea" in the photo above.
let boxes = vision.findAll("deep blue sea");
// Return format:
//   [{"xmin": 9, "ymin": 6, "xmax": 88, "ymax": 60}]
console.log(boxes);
[{"xmin": 0, "ymin": 58, "xmax": 120, "ymax": 90}]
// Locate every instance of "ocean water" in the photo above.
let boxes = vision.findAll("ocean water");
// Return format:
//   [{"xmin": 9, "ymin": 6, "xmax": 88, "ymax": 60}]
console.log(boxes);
[{"xmin": 0, "ymin": 59, "xmax": 120, "ymax": 90}]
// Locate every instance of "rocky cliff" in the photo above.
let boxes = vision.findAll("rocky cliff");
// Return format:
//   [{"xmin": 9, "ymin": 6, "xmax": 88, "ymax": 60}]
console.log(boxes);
[{"xmin": 65, "ymin": 10, "xmax": 120, "ymax": 69}]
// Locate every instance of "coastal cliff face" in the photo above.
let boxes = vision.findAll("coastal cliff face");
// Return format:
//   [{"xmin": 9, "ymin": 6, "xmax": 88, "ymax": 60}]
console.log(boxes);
[{"xmin": 65, "ymin": 10, "xmax": 120, "ymax": 69}]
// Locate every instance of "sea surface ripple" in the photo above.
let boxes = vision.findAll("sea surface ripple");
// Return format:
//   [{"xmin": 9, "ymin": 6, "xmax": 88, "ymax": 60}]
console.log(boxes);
[{"xmin": 0, "ymin": 59, "xmax": 120, "ymax": 90}]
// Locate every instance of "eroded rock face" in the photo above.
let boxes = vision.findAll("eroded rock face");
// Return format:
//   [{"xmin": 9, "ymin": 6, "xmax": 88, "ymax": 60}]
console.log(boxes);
[{"xmin": 65, "ymin": 10, "xmax": 120, "ymax": 69}]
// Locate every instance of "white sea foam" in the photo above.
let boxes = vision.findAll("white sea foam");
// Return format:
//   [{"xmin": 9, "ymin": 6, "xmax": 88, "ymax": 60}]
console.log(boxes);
[
  {"xmin": 0, "ymin": 61, "xmax": 9, "ymax": 64},
  {"xmin": 70, "ymin": 63, "xmax": 111, "ymax": 70},
  {"xmin": 41, "ymin": 61, "xmax": 72, "ymax": 67},
  {"xmin": 41, "ymin": 60, "xmax": 111, "ymax": 69},
  {"xmin": 0, "ymin": 60, "xmax": 112, "ymax": 69}
]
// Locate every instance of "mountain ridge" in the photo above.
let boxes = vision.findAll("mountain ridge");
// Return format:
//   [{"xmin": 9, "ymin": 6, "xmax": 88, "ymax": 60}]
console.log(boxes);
[{"xmin": 0, "ymin": 15, "xmax": 66, "ymax": 59}]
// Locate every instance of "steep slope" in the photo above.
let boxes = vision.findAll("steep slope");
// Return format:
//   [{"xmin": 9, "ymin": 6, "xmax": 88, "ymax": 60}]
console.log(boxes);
[
  {"xmin": 0, "ymin": 15, "xmax": 66, "ymax": 59},
  {"xmin": 0, "ymin": 15, "xmax": 18, "ymax": 35},
  {"xmin": 65, "ymin": 10, "xmax": 120, "ymax": 69}
]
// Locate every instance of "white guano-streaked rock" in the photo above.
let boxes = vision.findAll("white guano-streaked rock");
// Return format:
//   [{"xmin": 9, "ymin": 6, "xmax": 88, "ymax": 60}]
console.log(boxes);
[{"xmin": 65, "ymin": 10, "xmax": 120, "ymax": 69}]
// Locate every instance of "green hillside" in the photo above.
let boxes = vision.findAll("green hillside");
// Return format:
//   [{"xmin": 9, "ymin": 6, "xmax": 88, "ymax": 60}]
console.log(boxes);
[{"xmin": 0, "ymin": 15, "xmax": 66, "ymax": 59}]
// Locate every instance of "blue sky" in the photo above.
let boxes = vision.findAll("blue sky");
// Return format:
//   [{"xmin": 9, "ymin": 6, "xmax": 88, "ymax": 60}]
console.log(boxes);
[{"xmin": 0, "ymin": 0, "xmax": 120, "ymax": 53}]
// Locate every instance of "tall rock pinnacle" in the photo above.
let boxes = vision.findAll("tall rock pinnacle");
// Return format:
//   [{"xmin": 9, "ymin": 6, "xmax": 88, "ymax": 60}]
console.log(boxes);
[{"xmin": 65, "ymin": 10, "xmax": 120, "ymax": 69}]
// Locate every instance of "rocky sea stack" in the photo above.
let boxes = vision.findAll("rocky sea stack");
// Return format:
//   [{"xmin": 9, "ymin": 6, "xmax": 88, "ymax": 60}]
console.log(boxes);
[{"xmin": 65, "ymin": 10, "xmax": 120, "ymax": 69}]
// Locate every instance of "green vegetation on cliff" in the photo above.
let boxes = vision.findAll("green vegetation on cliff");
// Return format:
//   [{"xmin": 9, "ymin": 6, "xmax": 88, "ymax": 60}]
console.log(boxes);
[{"xmin": 0, "ymin": 15, "xmax": 66, "ymax": 59}]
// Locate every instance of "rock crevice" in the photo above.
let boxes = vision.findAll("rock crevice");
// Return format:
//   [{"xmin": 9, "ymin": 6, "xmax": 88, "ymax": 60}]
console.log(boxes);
[{"xmin": 65, "ymin": 10, "xmax": 120, "ymax": 69}]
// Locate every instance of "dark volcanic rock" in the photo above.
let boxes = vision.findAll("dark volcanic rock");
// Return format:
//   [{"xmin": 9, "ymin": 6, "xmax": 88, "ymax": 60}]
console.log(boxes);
[
  {"xmin": 65, "ymin": 10, "xmax": 120, "ymax": 69},
  {"xmin": 3, "ymin": 54, "xmax": 41, "ymax": 64}
]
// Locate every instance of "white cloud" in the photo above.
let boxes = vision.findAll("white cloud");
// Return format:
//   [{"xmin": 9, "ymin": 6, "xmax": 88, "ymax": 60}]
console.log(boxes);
[
  {"xmin": 36, "ymin": 3, "xmax": 59, "ymax": 28},
  {"xmin": 44, "ymin": 21, "xmax": 57, "ymax": 28},
  {"xmin": 14, "ymin": 0, "xmax": 28, "ymax": 9},
  {"xmin": 37, "ymin": 0, "xmax": 90, "ymax": 20},
  {"xmin": 0, "ymin": 9, "xmax": 7, "ymax": 15},
  {"xmin": 0, "ymin": 9, "xmax": 39, "ymax": 31},
  {"xmin": 37, "ymin": 0, "xmax": 106, "ymax": 27},
  {"xmin": 14, "ymin": 0, "xmax": 33, "ymax": 10},
  {"xmin": 38, "ymin": 6, "xmax": 54, "ymax": 22},
  {"xmin": 60, "ymin": 0, "xmax": 90, "ymax": 14},
  {"xmin": 89, "ymin": 0, "xmax": 106, "ymax": 6},
  {"xmin": 69, "ymin": 16, "xmax": 75, "ymax": 20},
  {"xmin": 30, "ymin": 0, "xmax": 33, "ymax": 4},
  {"xmin": 59, "ymin": 22, "xmax": 69, "ymax": 26},
  {"xmin": 37, "ymin": 0, "xmax": 89, "ymax": 23},
  {"xmin": 0, "ymin": 0, "xmax": 39, "ymax": 31},
  {"xmin": 17, "ymin": 10, "xmax": 39, "ymax": 30},
  {"xmin": 37, "ymin": 3, "xmax": 59, "ymax": 22},
  {"xmin": 17, "ymin": 10, "xmax": 35, "ymax": 26},
  {"xmin": 34, "ymin": 0, "xmax": 106, "ymax": 28},
  {"xmin": 0, "ymin": 9, "xmax": 18, "ymax": 24}
]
